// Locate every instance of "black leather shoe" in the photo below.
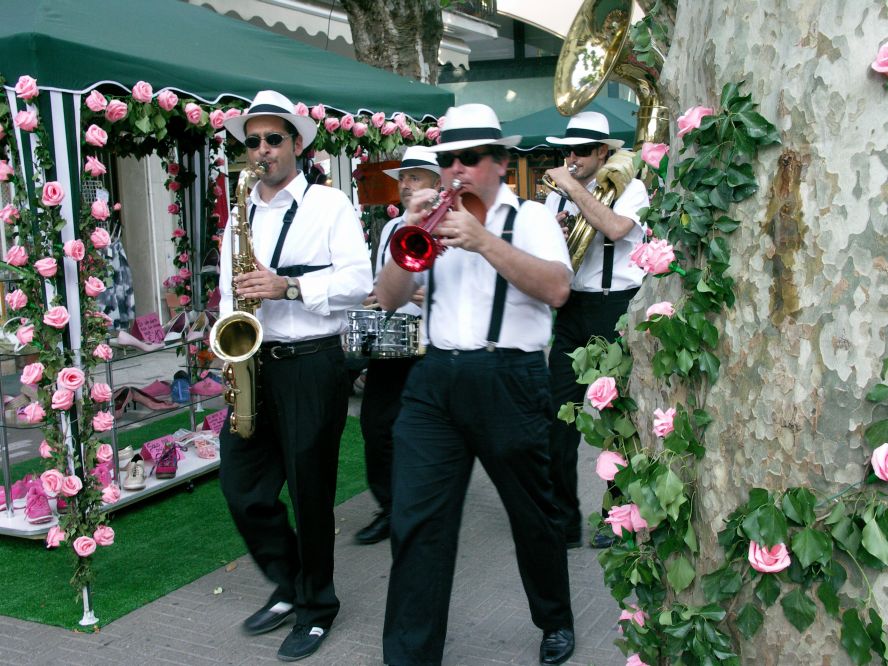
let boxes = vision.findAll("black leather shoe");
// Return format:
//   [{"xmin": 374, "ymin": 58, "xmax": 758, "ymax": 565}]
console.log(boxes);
[
  {"xmin": 277, "ymin": 624, "xmax": 329, "ymax": 661},
  {"xmin": 242, "ymin": 601, "xmax": 294, "ymax": 635},
  {"xmin": 354, "ymin": 512, "xmax": 391, "ymax": 545},
  {"xmin": 590, "ymin": 529, "xmax": 615, "ymax": 549},
  {"xmin": 540, "ymin": 627, "xmax": 575, "ymax": 665}
]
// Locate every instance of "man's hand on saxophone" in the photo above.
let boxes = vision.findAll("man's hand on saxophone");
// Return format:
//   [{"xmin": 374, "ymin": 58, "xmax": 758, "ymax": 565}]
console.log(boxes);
[{"xmin": 234, "ymin": 258, "xmax": 300, "ymax": 301}]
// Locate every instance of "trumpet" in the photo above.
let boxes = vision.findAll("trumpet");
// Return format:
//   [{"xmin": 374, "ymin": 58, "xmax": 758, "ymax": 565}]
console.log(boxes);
[{"xmin": 541, "ymin": 165, "xmax": 596, "ymax": 273}]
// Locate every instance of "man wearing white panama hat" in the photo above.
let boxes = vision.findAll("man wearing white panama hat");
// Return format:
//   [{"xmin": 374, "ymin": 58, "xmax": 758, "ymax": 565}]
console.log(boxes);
[
  {"xmin": 544, "ymin": 111, "xmax": 649, "ymax": 550},
  {"xmin": 218, "ymin": 89, "xmax": 372, "ymax": 661},
  {"xmin": 376, "ymin": 103, "xmax": 576, "ymax": 666}
]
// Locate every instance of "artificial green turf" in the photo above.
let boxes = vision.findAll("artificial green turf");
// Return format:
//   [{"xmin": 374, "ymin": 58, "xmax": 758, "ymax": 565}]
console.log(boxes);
[{"xmin": 0, "ymin": 413, "xmax": 368, "ymax": 629}]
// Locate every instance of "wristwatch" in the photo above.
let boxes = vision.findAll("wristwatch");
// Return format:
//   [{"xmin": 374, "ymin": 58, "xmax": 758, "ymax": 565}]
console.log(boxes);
[{"xmin": 285, "ymin": 277, "xmax": 300, "ymax": 301}]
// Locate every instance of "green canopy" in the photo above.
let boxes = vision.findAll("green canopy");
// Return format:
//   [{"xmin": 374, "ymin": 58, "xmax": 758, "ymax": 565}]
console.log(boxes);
[
  {"xmin": 502, "ymin": 97, "xmax": 639, "ymax": 151},
  {"xmin": 0, "ymin": 0, "xmax": 453, "ymax": 119}
]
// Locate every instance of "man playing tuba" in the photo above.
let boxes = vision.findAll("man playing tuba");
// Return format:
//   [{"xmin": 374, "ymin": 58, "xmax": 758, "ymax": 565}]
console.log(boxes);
[{"xmin": 544, "ymin": 111, "xmax": 649, "ymax": 549}]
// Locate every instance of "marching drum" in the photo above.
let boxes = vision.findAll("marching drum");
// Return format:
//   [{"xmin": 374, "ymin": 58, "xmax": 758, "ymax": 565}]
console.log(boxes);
[{"xmin": 343, "ymin": 309, "xmax": 421, "ymax": 359}]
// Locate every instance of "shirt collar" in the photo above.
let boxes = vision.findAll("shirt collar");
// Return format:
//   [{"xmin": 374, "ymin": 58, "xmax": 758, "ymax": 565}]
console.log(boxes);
[{"xmin": 250, "ymin": 171, "xmax": 308, "ymax": 207}]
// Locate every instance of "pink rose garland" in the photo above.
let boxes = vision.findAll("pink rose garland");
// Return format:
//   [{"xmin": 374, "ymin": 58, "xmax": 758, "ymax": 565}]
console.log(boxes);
[
  {"xmin": 157, "ymin": 90, "xmax": 179, "ymax": 111},
  {"xmin": 652, "ymin": 407, "xmax": 676, "ymax": 437},
  {"xmin": 676, "ymin": 105, "xmax": 715, "ymax": 138},
  {"xmin": 595, "ymin": 451, "xmax": 627, "ymax": 481},
  {"xmin": 871, "ymin": 443, "xmax": 888, "ymax": 481},
  {"xmin": 14, "ymin": 75, "xmax": 39, "ymax": 100},
  {"xmin": 46, "ymin": 525, "xmax": 66, "ymax": 549},
  {"xmin": 42, "ymin": 181, "xmax": 65, "ymax": 207},
  {"xmin": 93, "ymin": 526, "xmax": 115, "ymax": 546},
  {"xmin": 605, "ymin": 503, "xmax": 649, "ymax": 537},
  {"xmin": 0, "ymin": 160, "xmax": 14, "ymax": 181},
  {"xmin": 43, "ymin": 305, "xmax": 70, "ymax": 329},
  {"xmin": 586, "ymin": 376, "xmax": 618, "ymax": 410},
  {"xmin": 872, "ymin": 43, "xmax": 888, "ymax": 74},
  {"xmin": 85, "ymin": 90, "xmax": 108, "ymax": 112},
  {"xmin": 131, "ymin": 81, "xmax": 154, "ymax": 103},
  {"xmin": 748, "ymin": 541, "xmax": 791, "ymax": 573},
  {"xmin": 73, "ymin": 536, "xmax": 97, "ymax": 557}
]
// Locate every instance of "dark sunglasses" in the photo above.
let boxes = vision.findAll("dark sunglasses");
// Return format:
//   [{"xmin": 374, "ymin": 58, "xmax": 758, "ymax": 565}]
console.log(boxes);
[
  {"xmin": 244, "ymin": 132, "xmax": 293, "ymax": 149},
  {"xmin": 559, "ymin": 143, "xmax": 601, "ymax": 158},
  {"xmin": 437, "ymin": 149, "xmax": 492, "ymax": 168}
]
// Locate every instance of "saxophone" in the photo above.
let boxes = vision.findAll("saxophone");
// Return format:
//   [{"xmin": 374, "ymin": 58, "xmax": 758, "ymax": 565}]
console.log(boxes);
[{"xmin": 208, "ymin": 164, "xmax": 266, "ymax": 438}]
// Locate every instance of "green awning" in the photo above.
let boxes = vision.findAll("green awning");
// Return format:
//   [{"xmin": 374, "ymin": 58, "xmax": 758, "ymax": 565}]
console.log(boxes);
[
  {"xmin": 0, "ymin": 0, "xmax": 453, "ymax": 119},
  {"xmin": 502, "ymin": 97, "xmax": 639, "ymax": 151}
]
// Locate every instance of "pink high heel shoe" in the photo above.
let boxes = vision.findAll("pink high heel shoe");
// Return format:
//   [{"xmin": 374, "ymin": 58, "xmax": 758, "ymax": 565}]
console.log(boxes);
[{"xmin": 112, "ymin": 330, "xmax": 163, "ymax": 352}]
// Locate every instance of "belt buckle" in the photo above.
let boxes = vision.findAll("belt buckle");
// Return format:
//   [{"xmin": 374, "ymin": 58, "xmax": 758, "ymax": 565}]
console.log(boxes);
[{"xmin": 270, "ymin": 345, "xmax": 289, "ymax": 360}]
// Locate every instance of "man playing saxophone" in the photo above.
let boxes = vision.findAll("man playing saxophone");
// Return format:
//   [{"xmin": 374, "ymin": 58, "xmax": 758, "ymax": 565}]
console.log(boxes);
[
  {"xmin": 543, "ymin": 111, "xmax": 649, "ymax": 549},
  {"xmin": 218, "ymin": 90, "xmax": 372, "ymax": 661}
]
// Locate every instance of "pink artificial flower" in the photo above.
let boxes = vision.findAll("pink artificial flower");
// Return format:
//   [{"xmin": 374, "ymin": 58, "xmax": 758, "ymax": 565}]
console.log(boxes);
[
  {"xmin": 60, "ymin": 473, "xmax": 82, "ymax": 496},
  {"xmin": 871, "ymin": 443, "xmax": 888, "ymax": 481},
  {"xmin": 104, "ymin": 100, "xmax": 129, "ymax": 123},
  {"xmin": 748, "ymin": 540, "xmax": 791, "ymax": 573},
  {"xmin": 157, "ymin": 90, "xmax": 178, "ymax": 112},
  {"xmin": 73, "ymin": 536, "xmax": 97, "ymax": 557},
  {"xmin": 676, "ymin": 105, "xmax": 715, "ymax": 138},
  {"xmin": 131, "ymin": 80, "xmax": 153, "ymax": 103},
  {"xmin": 64, "ymin": 239, "xmax": 86, "ymax": 261},
  {"xmin": 168, "ymin": 181, "xmax": 181, "ymax": 192},
  {"xmin": 43, "ymin": 305, "xmax": 71, "ymax": 330},
  {"xmin": 4, "ymin": 245, "xmax": 28, "ymax": 266},
  {"xmin": 178, "ymin": 267, "xmax": 191, "ymax": 279},
  {"xmin": 168, "ymin": 203, "xmax": 181, "ymax": 215},
  {"xmin": 21, "ymin": 362, "xmax": 44, "ymax": 385},
  {"xmin": 179, "ymin": 294, "xmax": 191, "ymax": 306},
  {"xmin": 595, "ymin": 451, "xmax": 628, "ymax": 481},
  {"xmin": 4, "ymin": 289, "xmax": 27, "ymax": 310},
  {"xmin": 386, "ymin": 204, "xmax": 400, "ymax": 219},
  {"xmin": 223, "ymin": 108, "xmax": 241, "ymax": 120},
  {"xmin": 91, "ymin": 199, "xmax": 110, "ymax": 221},
  {"xmin": 16, "ymin": 323, "xmax": 34, "ymax": 346},
  {"xmin": 871, "ymin": 43, "xmax": 888, "ymax": 74},
  {"xmin": 84, "ymin": 155, "xmax": 107, "ymax": 177},
  {"xmin": 184, "ymin": 102, "xmax": 202, "ymax": 125},
  {"xmin": 381, "ymin": 121, "xmax": 398, "ymax": 136},
  {"xmin": 42, "ymin": 181, "xmax": 65, "ymax": 207},
  {"xmin": 0, "ymin": 204, "xmax": 20, "ymax": 225},
  {"xmin": 90, "ymin": 383, "xmax": 112, "ymax": 403},
  {"xmin": 38, "ymin": 440, "xmax": 53, "ymax": 458},
  {"xmin": 90, "ymin": 227, "xmax": 111, "ymax": 249},
  {"xmin": 645, "ymin": 301, "xmax": 675, "ymax": 320},
  {"xmin": 605, "ymin": 503, "xmax": 649, "ymax": 537},
  {"xmin": 352, "ymin": 122, "xmax": 368, "ymax": 138},
  {"xmin": 46, "ymin": 525, "xmax": 66, "ymax": 548},
  {"xmin": 425, "ymin": 126, "xmax": 441, "ymax": 142},
  {"xmin": 360, "ymin": 153, "xmax": 369, "ymax": 163},
  {"xmin": 84, "ymin": 276, "xmax": 106, "ymax": 297},
  {"xmin": 618, "ymin": 605, "xmax": 648, "ymax": 633},
  {"xmin": 324, "ymin": 117, "xmax": 340, "ymax": 132},
  {"xmin": 172, "ymin": 226, "xmax": 186, "ymax": 238},
  {"xmin": 209, "ymin": 109, "xmax": 225, "ymax": 129},
  {"xmin": 178, "ymin": 252, "xmax": 190, "ymax": 263},
  {"xmin": 92, "ymin": 411, "xmax": 114, "ymax": 432},
  {"xmin": 85, "ymin": 90, "xmax": 108, "ymax": 112},
  {"xmin": 0, "ymin": 160, "xmax": 13, "ymax": 181},
  {"xmin": 645, "ymin": 238, "xmax": 676, "ymax": 274},
  {"xmin": 627, "ymin": 655, "xmax": 650, "ymax": 666},
  {"xmin": 340, "ymin": 114, "xmax": 355, "ymax": 131},
  {"xmin": 51, "ymin": 388, "xmax": 75, "ymax": 411},
  {"xmin": 34, "ymin": 257, "xmax": 58, "ymax": 277},
  {"xmin": 371, "ymin": 111, "xmax": 386, "ymax": 128},
  {"xmin": 85, "ymin": 124, "xmax": 108, "ymax": 147},
  {"xmin": 586, "ymin": 376, "xmax": 618, "ymax": 410},
  {"xmin": 93, "ymin": 343, "xmax": 113, "ymax": 361},
  {"xmin": 41, "ymin": 469, "xmax": 65, "ymax": 496},
  {"xmin": 21, "ymin": 401, "xmax": 45, "ymax": 423},
  {"xmin": 96, "ymin": 443, "xmax": 114, "ymax": 463},
  {"xmin": 399, "ymin": 125, "xmax": 414, "ymax": 139},
  {"xmin": 14, "ymin": 75, "xmax": 39, "ymax": 100},
  {"xmin": 14, "ymin": 110, "xmax": 38, "ymax": 132},
  {"xmin": 437, "ymin": 115, "xmax": 447, "ymax": 128},
  {"xmin": 57, "ymin": 367, "xmax": 86, "ymax": 391},
  {"xmin": 293, "ymin": 102, "xmax": 309, "ymax": 116},
  {"xmin": 652, "ymin": 407, "xmax": 676, "ymax": 437},
  {"xmin": 102, "ymin": 483, "xmax": 121, "ymax": 504},
  {"xmin": 310, "ymin": 104, "xmax": 326, "ymax": 121},
  {"xmin": 393, "ymin": 113, "xmax": 408, "ymax": 129},
  {"xmin": 640, "ymin": 142, "xmax": 668, "ymax": 169},
  {"xmin": 93, "ymin": 525, "xmax": 115, "ymax": 546}
]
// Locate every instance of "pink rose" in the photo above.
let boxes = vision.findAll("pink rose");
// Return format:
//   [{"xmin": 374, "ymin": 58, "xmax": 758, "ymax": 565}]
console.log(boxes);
[
  {"xmin": 645, "ymin": 301, "xmax": 674, "ymax": 320},
  {"xmin": 644, "ymin": 238, "xmax": 675, "ymax": 275},
  {"xmin": 4, "ymin": 245, "xmax": 28, "ymax": 266},
  {"xmin": 871, "ymin": 443, "xmax": 888, "ymax": 481},
  {"xmin": 14, "ymin": 75, "xmax": 39, "ymax": 100},
  {"xmin": 57, "ymin": 367, "xmax": 86, "ymax": 391},
  {"xmin": 168, "ymin": 181, "xmax": 181, "ymax": 192},
  {"xmin": 178, "ymin": 267, "xmax": 191, "ymax": 279},
  {"xmin": 618, "ymin": 606, "xmax": 648, "ymax": 633},
  {"xmin": 640, "ymin": 142, "xmax": 668, "ymax": 169},
  {"xmin": 14, "ymin": 110, "xmax": 38, "ymax": 131},
  {"xmin": 652, "ymin": 407, "xmax": 676, "ymax": 437},
  {"xmin": 104, "ymin": 100, "xmax": 129, "ymax": 123},
  {"xmin": 179, "ymin": 294, "xmax": 191, "ymax": 306},
  {"xmin": 425, "ymin": 126, "xmax": 441, "ymax": 142},
  {"xmin": 748, "ymin": 540, "xmax": 791, "ymax": 573},
  {"xmin": 91, "ymin": 199, "xmax": 110, "ymax": 221},
  {"xmin": 340, "ymin": 114, "xmax": 355, "ymax": 131},
  {"xmin": 102, "ymin": 483, "xmax": 121, "ymax": 504},
  {"xmin": 400, "ymin": 125, "xmax": 414, "ymax": 139},
  {"xmin": 386, "ymin": 204, "xmax": 400, "ymax": 219},
  {"xmin": 352, "ymin": 122, "xmax": 368, "ymax": 138},
  {"xmin": 46, "ymin": 525, "xmax": 66, "ymax": 549},
  {"xmin": 96, "ymin": 443, "xmax": 114, "ymax": 463},
  {"xmin": 586, "ymin": 376, "xmax": 618, "ymax": 410},
  {"xmin": 393, "ymin": 113, "xmax": 408, "ymax": 129},
  {"xmin": 605, "ymin": 503, "xmax": 649, "ymax": 537},
  {"xmin": 16, "ymin": 323, "xmax": 34, "ymax": 346},
  {"xmin": 85, "ymin": 90, "xmax": 108, "ymax": 112},
  {"xmin": 92, "ymin": 411, "xmax": 115, "ymax": 432},
  {"xmin": 42, "ymin": 181, "xmax": 65, "ymax": 207},
  {"xmin": 381, "ymin": 121, "xmax": 397, "ymax": 136},
  {"xmin": 437, "ymin": 115, "xmax": 447, "ymax": 128},
  {"xmin": 213, "ymin": 184, "xmax": 224, "ymax": 197},
  {"xmin": 5, "ymin": 289, "xmax": 27, "ymax": 310},
  {"xmin": 90, "ymin": 227, "xmax": 111, "ymax": 249},
  {"xmin": 184, "ymin": 102, "xmax": 203, "ymax": 125},
  {"xmin": 85, "ymin": 124, "xmax": 108, "ymax": 147},
  {"xmin": 34, "ymin": 257, "xmax": 58, "ymax": 277},
  {"xmin": 178, "ymin": 252, "xmax": 189, "ymax": 262},
  {"xmin": 93, "ymin": 525, "xmax": 115, "ymax": 546},
  {"xmin": 20, "ymin": 361, "xmax": 44, "ymax": 385},
  {"xmin": 223, "ymin": 108, "xmax": 242, "ymax": 120},
  {"xmin": 310, "ymin": 104, "xmax": 326, "ymax": 121},
  {"xmin": 168, "ymin": 203, "xmax": 181, "ymax": 215},
  {"xmin": 293, "ymin": 102, "xmax": 309, "ymax": 116},
  {"xmin": 209, "ymin": 109, "xmax": 225, "ymax": 129},
  {"xmin": 41, "ymin": 469, "xmax": 65, "ymax": 496},
  {"xmin": 131, "ymin": 80, "xmax": 153, "ymax": 103},
  {"xmin": 84, "ymin": 155, "xmax": 107, "ymax": 177},
  {"xmin": 93, "ymin": 343, "xmax": 113, "ymax": 361},
  {"xmin": 90, "ymin": 382, "xmax": 112, "ymax": 403},
  {"xmin": 60, "ymin": 473, "xmax": 82, "ymax": 496},
  {"xmin": 84, "ymin": 276, "xmax": 106, "ymax": 297},
  {"xmin": 73, "ymin": 536, "xmax": 97, "ymax": 558},
  {"xmin": 324, "ymin": 117, "xmax": 340, "ymax": 132},
  {"xmin": 0, "ymin": 204, "xmax": 20, "ymax": 225},
  {"xmin": 38, "ymin": 440, "xmax": 53, "ymax": 458},
  {"xmin": 0, "ymin": 160, "xmax": 13, "ymax": 181},
  {"xmin": 157, "ymin": 90, "xmax": 178, "ymax": 112},
  {"xmin": 44, "ymin": 305, "xmax": 71, "ymax": 330},
  {"xmin": 371, "ymin": 111, "xmax": 386, "ymax": 128},
  {"xmin": 676, "ymin": 105, "xmax": 715, "ymax": 138},
  {"xmin": 64, "ymin": 239, "xmax": 86, "ymax": 261},
  {"xmin": 627, "ymin": 655, "xmax": 650, "ymax": 666},
  {"xmin": 872, "ymin": 43, "xmax": 888, "ymax": 74},
  {"xmin": 595, "ymin": 451, "xmax": 627, "ymax": 481}
]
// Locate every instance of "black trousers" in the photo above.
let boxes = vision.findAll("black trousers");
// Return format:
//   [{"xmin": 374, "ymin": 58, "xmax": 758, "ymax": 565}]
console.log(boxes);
[
  {"xmin": 383, "ymin": 347, "xmax": 573, "ymax": 666},
  {"xmin": 219, "ymin": 345, "xmax": 349, "ymax": 629},
  {"xmin": 548, "ymin": 288, "xmax": 638, "ymax": 539},
  {"xmin": 359, "ymin": 356, "xmax": 418, "ymax": 514}
]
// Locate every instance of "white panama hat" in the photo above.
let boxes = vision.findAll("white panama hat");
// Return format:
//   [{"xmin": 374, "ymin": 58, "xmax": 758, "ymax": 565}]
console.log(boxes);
[
  {"xmin": 425, "ymin": 103, "xmax": 521, "ymax": 153},
  {"xmin": 546, "ymin": 111, "xmax": 624, "ymax": 149},
  {"xmin": 382, "ymin": 146, "xmax": 441, "ymax": 179},
  {"xmin": 223, "ymin": 90, "xmax": 318, "ymax": 148}
]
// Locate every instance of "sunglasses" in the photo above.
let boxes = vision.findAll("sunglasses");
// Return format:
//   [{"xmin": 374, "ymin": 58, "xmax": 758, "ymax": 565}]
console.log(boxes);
[
  {"xmin": 244, "ymin": 132, "xmax": 293, "ymax": 149},
  {"xmin": 559, "ymin": 143, "xmax": 602, "ymax": 158},
  {"xmin": 436, "ymin": 149, "xmax": 492, "ymax": 169}
]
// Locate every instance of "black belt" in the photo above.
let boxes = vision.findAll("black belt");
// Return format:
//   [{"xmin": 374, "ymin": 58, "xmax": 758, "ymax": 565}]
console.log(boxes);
[
  {"xmin": 259, "ymin": 334, "xmax": 341, "ymax": 360},
  {"xmin": 570, "ymin": 287, "xmax": 639, "ymax": 304}
]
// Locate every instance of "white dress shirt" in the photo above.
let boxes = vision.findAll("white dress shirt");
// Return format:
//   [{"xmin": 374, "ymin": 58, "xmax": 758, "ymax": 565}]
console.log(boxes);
[
  {"xmin": 545, "ymin": 177, "xmax": 649, "ymax": 292},
  {"xmin": 376, "ymin": 216, "xmax": 422, "ymax": 318},
  {"xmin": 405, "ymin": 185, "xmax": 571, "ymax": 352},
  {"xmin": 219, "ymin": 172, "xmax": 373, "ymax": 342}
]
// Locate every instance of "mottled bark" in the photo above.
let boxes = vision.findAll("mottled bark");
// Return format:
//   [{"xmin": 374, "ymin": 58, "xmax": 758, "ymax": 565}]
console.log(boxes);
[
  {"xmin": 626, "ymin": 1, "xmax": 888, "ymax": 663},
  {"xmin": 340, "ymin": 0, "xmax": 443, "ymax": 84}
]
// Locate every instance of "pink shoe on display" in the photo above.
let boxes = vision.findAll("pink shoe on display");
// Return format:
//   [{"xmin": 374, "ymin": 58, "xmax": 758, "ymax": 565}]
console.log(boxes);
[
  {"xmin": 11, "ymin": 474, "xmax": 35, "ymax": 509},
  {"xmin": 25, "ymin": 486, "xmax": 52, "ymax": 524},
  {"xmin": 141, "ymin": 380, "xmax": 172, "ymax": 399},
  {"xmin": 0, "ymin": 486, "xmax": 6, "ymax": 511},
  {"xmin": 112, "ymin": 330, "xmax": 164, "ymax": 353},
  {"xmin": 190, "ymin": 377, "xmax": 224, "ymax": 397}
]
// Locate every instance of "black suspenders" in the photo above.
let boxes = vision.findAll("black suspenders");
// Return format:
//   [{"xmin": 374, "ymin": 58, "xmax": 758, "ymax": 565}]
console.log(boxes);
[{"xmin": 559, "ymin": 194, "xmax": 616, "ymax": 294}]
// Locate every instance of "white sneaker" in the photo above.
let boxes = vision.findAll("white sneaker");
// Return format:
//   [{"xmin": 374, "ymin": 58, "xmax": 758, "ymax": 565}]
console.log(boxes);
[
  {"xmin": 123, "ymin": 455, "xmax": 147, "ymax": 491},
  {"xmin": 117, "ymin": 446, "xmax": 135, "ymax": 470}
]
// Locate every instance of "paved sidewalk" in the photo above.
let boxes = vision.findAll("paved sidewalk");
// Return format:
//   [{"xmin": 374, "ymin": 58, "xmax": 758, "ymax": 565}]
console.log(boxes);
[{"xmin": 0, "ymin": 420, "xmax": 624, "ymax": 666}]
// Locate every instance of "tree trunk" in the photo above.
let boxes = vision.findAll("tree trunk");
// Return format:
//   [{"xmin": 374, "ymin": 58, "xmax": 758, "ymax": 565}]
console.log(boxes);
[
  {"xmin": 627, "ymin": 1, "xmax": 888, "ymax": 663},
  {"xmin": 340, "ymin": 0, "xmax": 443, "ymax": 85}
]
